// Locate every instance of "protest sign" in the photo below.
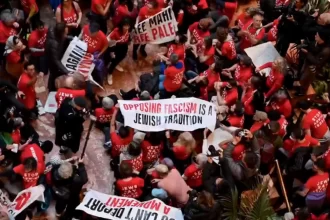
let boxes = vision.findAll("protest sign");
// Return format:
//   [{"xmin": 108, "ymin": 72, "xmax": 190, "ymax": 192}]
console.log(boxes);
[
  {"xmin": 118, "ymin": 97, "xmax": 216, "ymax": 132},
  {"xmin": 44, "ymin": 92, "xmax": 57, "ymax": 113},
  {"xmin": 132, "ymin": 7, "xmax": 177, "ymax": 44},
  {"xmin": 76, "ymin": 190, "xmax": 184, "ymax": 220},
  {"xmin": 7, "ymin": 185, "xmax": 45, "ymax": 218},
  {"xmin": 61, "ymin": 37, "xmax": 103, "ymax": 89},
  {"xmin": 244, "ymin": 42, "xmax": 280, "ymax": 76},
  {"xmin": 0, "ymin": 189, "xmax": 11, "ymax": 218}
]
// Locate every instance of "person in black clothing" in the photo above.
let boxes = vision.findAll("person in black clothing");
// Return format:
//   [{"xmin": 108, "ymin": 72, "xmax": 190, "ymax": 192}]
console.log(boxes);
[
  {"xmin": 45, "ymin": 22, "xmax": 71, "ymax": 92},
  {"xmin": 55, "ymin": 96, "xmax": 87, "ymax": 154},
  {"xmin": 50, "ymin": 158, "xmax": 88, "ymax": 219}
]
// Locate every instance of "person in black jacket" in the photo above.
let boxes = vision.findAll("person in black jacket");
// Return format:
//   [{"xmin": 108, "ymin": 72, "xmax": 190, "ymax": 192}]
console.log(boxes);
[
  {"xmin": 45, "ymin": 22, "xmax": 71, "ymax": 92},
  {"xmin": 50, "ymin": 158, "xmax": 88, "ymax": 220}
]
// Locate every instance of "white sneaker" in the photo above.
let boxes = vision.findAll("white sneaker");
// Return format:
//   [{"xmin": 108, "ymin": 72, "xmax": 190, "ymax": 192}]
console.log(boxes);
[
  {"xmin": 107, "ymin": 75, "xmax": 113, "ymax": 85},
  {"xmin": 115, "ymin": 65, "xmax": 124, "ymax": 72}
]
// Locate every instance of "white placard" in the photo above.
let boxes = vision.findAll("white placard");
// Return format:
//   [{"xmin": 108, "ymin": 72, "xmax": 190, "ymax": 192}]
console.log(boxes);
[
  {"xmin": 44, "ymin": 92, "xmax": 57, "ymax": 113},
  {"xmin": 119, "ymin": 98, "xmax": 217, "ymax": 132}
]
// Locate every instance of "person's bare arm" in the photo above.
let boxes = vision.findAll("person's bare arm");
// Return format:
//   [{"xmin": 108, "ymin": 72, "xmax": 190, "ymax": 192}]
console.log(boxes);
[
  {"xmin": 96, "ymin": 0, "xmax": 111, "ymax": 16},
  {"xmin": 110, "ymin": 108, "xmax": 118, "ymax": 133},
  {"xmin": 75, "ymin": 2, "xmax": 83, "ymax": 25},
  {"xmin": 55, "ymin": 7, "xmax": 62, "ymax": 23}
]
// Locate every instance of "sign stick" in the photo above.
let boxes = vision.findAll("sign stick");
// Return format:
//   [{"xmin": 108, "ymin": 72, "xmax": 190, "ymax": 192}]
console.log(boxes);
[
  {"xmin": 80, "ymin": 115, "xmax": 96, "ymax": 159},
  {"xmin": 275, "ymin": 159, "xmax": 291, "ymax": 212}
]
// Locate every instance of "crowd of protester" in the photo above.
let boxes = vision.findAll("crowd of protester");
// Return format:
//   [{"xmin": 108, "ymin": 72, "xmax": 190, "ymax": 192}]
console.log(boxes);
[{"xmin": 0, "ymin": 0, "xmax": 330, "ymax": 219}]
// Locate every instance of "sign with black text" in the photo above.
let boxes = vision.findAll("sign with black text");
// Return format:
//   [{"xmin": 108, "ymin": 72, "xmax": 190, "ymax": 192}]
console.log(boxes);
[
  {"xmin": 118, "ymin": 98, "xmax": 216, "ymax": 132},
  {"xmin": 76, "ymin": 190, "xmax": 184, "ymax": 220},
  {"xmin": 132, "ymin": 7, "xmax": 177, "ymax": 44}
]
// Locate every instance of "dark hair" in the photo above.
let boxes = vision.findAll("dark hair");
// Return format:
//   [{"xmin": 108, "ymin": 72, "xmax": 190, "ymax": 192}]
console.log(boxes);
[
  {"xmin": 244, "ymin": 151, "xmax": 259, "ymax": 169},
  {"xmin": 119, "ymin": 161, "xmax": 133, "ymax": 178},
  {"xmin": 24, "ymin": 61, "xmax": 34, "ymax": 70},
  {"xmin": 146, "ymin": 132, "xmax": 162, "ymax": 146},
  {"xmin": 239, "ymin": 55, "xmax": 252, "ymax": 66},
  {"xmin": 177, "ymin": 34, "xmax": 187, "ymax": 44},
  {"xmin": 23, "ymin": 157, "xmax": 37, "ymax": 171},
  {"xmin": 267, "ymin": 110, "xmax": 281, "ymax": 121},
  {"xmin": 204, "ymin": 37, "xmax": 212, "ymax": 49},
  {"xmin": 292, "ymin": 127, "xmax": 305, "ymax": 140},
  {"xmin": 253, "ymin": 10, "xmax": 264, "ymax": 17},
  {"xmin": 297, "ymin": 100, "xmax": 312, "ymax": 110},
  {"xmin": 54, "ymin": 22, "xmax": 67, "ymax": 40},
  {"xmin": 197, "ymin": 191, "xmax": 215, "ymax": 209},
  {"xmin": 13, "ymin": 36, "xmax": 19, "ymax": 45},
  {"xmin": 268, "ymin": 121, "xmax": 280, "ymax": 133},
  {"xmin": 299, "ymin": 0, "xmax": 308, "ymax": 5},
  {"xmin": 118, "ymin": 126, "xmax": 130, "ymax": 138},
  {"xmin": 197, "ymin": 77, "xmax": 209, "ymax": 87},
  {"xmin": 234, "ymin": 101, "xmax": 244, "ymax": 116},
  {"xmin": 35, "ymin": 20, "xmax": 44, "ymax": 29},
  {"xmin": 214, "ymin": 60, "xmax": 223, "ymax": 73},
  {"xmin": 314, "ymin": 158, "xmax": 326, "ymax": 171},
  {"xmin": 41, "ymin": 140, "xmax": 53, "ymax": 154},
  {"xmin": 118, "ymin": 17, "xmax": 131, "ymax": 33},
  {"xmin": 227, "ymin": 79, "xmax": 238, "ymax": 88},
  {"xmin": 128, "ymin": 141, "xmax": 141, "ymax": 157},
  {"xmin": 216, "ymin": 26, "xmax": 229, "ymax": 42},
  {"xmin": 250, "ymin": 76, "xmax": 262, "ymax": 89}
]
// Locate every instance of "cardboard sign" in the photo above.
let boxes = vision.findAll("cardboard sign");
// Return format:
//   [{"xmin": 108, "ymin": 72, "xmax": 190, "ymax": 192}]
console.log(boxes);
[
  {"xmin": 44, "ymin": 92, "xmax": 57, "ymax": 113},
  {"xmin": 118, "ymin": 97, "xmax": 216, "ymax": 132},
  {"xmin": 76, "ymin": 190, "xmax": 184, "ymax": 220},
  {"xmin": 132, "ymin": 7, "xmax": 178, "ymax": 44}
]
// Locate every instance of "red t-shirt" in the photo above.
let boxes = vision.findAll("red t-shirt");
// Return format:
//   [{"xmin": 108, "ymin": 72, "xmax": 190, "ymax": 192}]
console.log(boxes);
[
  {"xmin": 227, "ymin": 115, "xmax": 244, "ymax": 128},
  {"xmin": 55, "ymin": 88, "xmax": 86, "ymax": 107},
  {"xmin": 234, "ymin": 64, "xmax": 252, "ymax": 86},
  {"xmin": 221, "ymin": 40, "xmax": 237, "ymax": 60},
  {"xmin": 20, "ymin": 144, "xmax": 45, "ymax": 166},
  {"xmin": 91, "ymin": 0, "xmax": 107, "ymax": 14},
  {"xmin": 188, "ymin": 22, "xmax": 210, "ymax": 45},
  {"xmin": 138, "ymin": 6, "xmax": 161, "ymax": 22},
  {"xmin": 164, "ymin": 61, "xmax": 185, "ymax": 92},
  {"xmin": 200, "ymin": 69, "xmax": 220, "ymax": 91},
  {"xmin": 116, "ymin": 177, "xmax": 144, "ymax": 198},
  {"xmin": 237, "ymin": 12, "xmax": 252, "ymax": 29},
  {"xmin": 113, "ymin": 5, "xmax": 129, "ymax": 26},
  {"xmin": 283, "ymin": 135, "xmax": 319, "ymax": 156},
  {"xmin": 108, "ymin": 28, "xmax": 129, "ymax": 44},
  {"xmin": 21, "ymin": 0, "xmax": 39, "ymax": 14},
  {"xmin": 222, "ymin": 2, "xmax": 237, "ymax": 21},
  {"xmin": 141, "ymin": 140, "xmax": 163, "ymax": 163},
  {"xmin": 6, "ymin": 51, "xmax": 21, "ymax": 64},
  {"xmin": 265, "ymin": 99, "xmax": 292, "ymax": 118},
  {"xmin": 185, "ymin": 0, "xmax": 208, "ymax": 14},
  {"xmin": 123, "ymin": 153, "xmax": 143, "ymax": 172},
  {"xmin": 250, "ymin": 117, "xmax": 287, "ymax": 137},
  {"xmin": 240, "ymin": 21, "xmax": 265, "ymax": 51},
  {"xmin": 302, "ymin": 109, "xmax": 328, "ymax": 139},
  {"xmin": 82, "ymin": 25, "xmax": 108, "ymax": 54},
  {"xmin": 323, "ymin": 148, "xmax": 330, "ymax": 170},
  {"xmin": 17, "ymin": 72, "xmax": 36, "ymax": 110},
  {"xmin": 203, "ymin": 46, "xmax": 215, "ymax": 66},
  {"xmin": 222, "ymin": 143, "xmax": 245, "ymax": 161},
  {"xmin": 57, "ymin": 4, "xmax": 78, "ymax": 24},
  {"xmin": 221, "ymin": 87, "xmax": 238, "ymax": 107},
  {"xmin": 11, "ymin": 129, "xmax": 21, "ymax": 144},
  {"xmin": 13, "ymin": 163, "xmax": 44, "ymax": 189},
  {"xmin": 184, "ymin": 164, "xmax": 203, "ymax": 188},
  {"xmin": 267, "ymin": 19, "xmax": 279, "ymax": 42},
  {"xmin": 0, "ymin": 21, "xmax": 17, "ymax": 44},
  {"xmin": 28, "ymin": 28, "xmax": 48, "ymax": 57},
  {"xmin": 167, "ymin": 44, "xmax": 185, "ymax": 60},
  {"xmin": 242, "ymin": 88, "xmax": 255, "ymax": 116},
  {"xmin": 95, "ymin": 107, "xmax": 114, "ymax": 124},
  {"xmin": 173, "ymin": 145, "xmax": 190, "ymax": 160},
  {"xmin": 111, "ymin": 129, "xmax": 134, "ymax": 158},
  {"xmin": 305, "ymin": 173, "xmax": 329, "ymax": 193},
  {"xmin": 264, "ymin": 67, "xmax": 284, "ymax": 98}
]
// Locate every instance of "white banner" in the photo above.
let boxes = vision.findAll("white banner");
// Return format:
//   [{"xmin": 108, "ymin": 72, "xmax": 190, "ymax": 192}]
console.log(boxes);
[
  {"xmin": 7, "ymin": 185, "xmax": 45, "ymax": 218},
  {"xmin": 244, "ymin": 42, "xmax": 280, "ymax": 76},
  {"xmin": 132, "ymin": 7, "xmax": 177, "ymax": 44},
  {"xmin": 76, "ymin": 190, "xmax": 184, "ymax": 220},
  {"xmin": 61, "ymin": 37, "xmax": 103, "ymax": 89},
  {"xmin": 44, "ymin": 91, "xmax": 57, "ymax": 113},
  {"xmin": 118, "ymin": 97, "xmax": 216, "ymax": 132}
]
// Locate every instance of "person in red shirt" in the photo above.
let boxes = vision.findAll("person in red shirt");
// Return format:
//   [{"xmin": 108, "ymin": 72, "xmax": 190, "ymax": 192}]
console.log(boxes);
[
  {"xmin": 266, "ymin": 18, "xmax": 280, "ymax": 42},
  {"xmin": 222, "ymin": 54, "xmax": 252, "ymax": 85},
  {"xmin": 215, "ymin": 80, "xmax": 238, "ymax": 107},
  {"xmin": 0, "ymin": 11, "xmax": 18, "ymax": 62},
  {"xmin": 187, "ymin": 19, "xmax": 211, "ymax": 56},
  {"xmin": 226, "ymin": 101, "xmax": 245, "ymax": 128},
  {"xmin": 238, "ymin": 11, "xmax": 265, "ymax": 52},
  {"xmin": 235, "ymin": 7, "xmax": 257, "ymax": 29},
  {"xmin": 257, "ymin": 56, "xmax": 286, "ymax": 99},
  {"xmin": 296, "ymin": 158, "xmax": 329, "ymax": 199},
  {"xmin": 159, "ymin": 34, "xmax": 187, "ymax": 61},
  {"xmin": 106, "ymin": 18, "xmax": 131, "ymax": 85},
  {"xmin": 28, "ymin": 21, "xmax": 48, "ymax": 75},
  {"xmin": 141, "ymin": 132, "xmax": 163, "ymax": 164},
  {"xmin": 80, "ymin": 22, "xmax": 108, "ymax": 56},
  {"xmin": 120, "ymin": 142, "xmax": 144, "ymax": 174},
  {"xmin": 215, "ymin": 27, "xmax": 237, "ymax": 68},
  {"xmin": 183, "ymin": 154, "xmax": 207, "ymax": 189},
  {"xmin": 197, "ymin": 37, "xmax": 215, "ymax": 71},
  {"xmin": 21, "ymin": 0, "xmax": 39, "ymax": 28},
  {"xmin": 133, "ymin": 0, "xmax": 161, "ymax": 60},
  {"xmin": 267, "ymin": 110, "xmax": 288, "ymax": 138},
  {"xmin": 95, "ymin": 97, "xmax": 114, "ymax": 149},
  {"xmin": 265, "ymin": 90, "xmax": 292, "ymax": 118},
  {"xmin": 160, "ymin": 54, "xmax": 185, "ymax": 97},
  {"xmin": 297, "ymin": 100, "xmax": 330, "ymax": 141},
  {"xmin": 112, "ymin": 0, "xmax": 138, "ymax": 27},
  {"xmin": 116, "ymin": 162, "xmax": 144, "ymax": 199},
  {"xmin": 110, "ymin": 108, "xmax": 134, "ymax": 158},
  {"xmin": 17, "ymin": 62, "xmax": 38, "ymax": 116},
  {"xmin": 55, "ymin": 0, "xmax": 82, "ymax": 36},
  {"xmin": 199, "ymin": 60, "xmax": 222, "ymax": 92},
  {"xmin": 19, "ymin": 141, "xmax": 53, "ymax": 165},
  {"xmin": 5, "ymin": 36, "xmax": 26, "ymax": 81},
  {"xmin": 90, "ymin": 0, "xmax": 111, "ymax": 33}
]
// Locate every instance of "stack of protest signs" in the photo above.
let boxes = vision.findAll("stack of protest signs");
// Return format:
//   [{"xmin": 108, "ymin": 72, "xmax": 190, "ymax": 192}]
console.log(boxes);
[
  {"xmin": 118, "ymin": 97, "xmax": 217, "ymax": 132},
  {"xmin": 77, "ymin": 190, "xmax": 184, "ymax": 220}
]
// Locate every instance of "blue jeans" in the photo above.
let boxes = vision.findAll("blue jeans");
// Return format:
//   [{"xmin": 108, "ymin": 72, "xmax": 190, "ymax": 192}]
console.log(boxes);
[
  {"xmin": 185, "ymin": 70, "xmax": 198, "ymax": 80},
  {"xmin": 159, "ymin": 75, "xmax": 165, "ymax": 91}
]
